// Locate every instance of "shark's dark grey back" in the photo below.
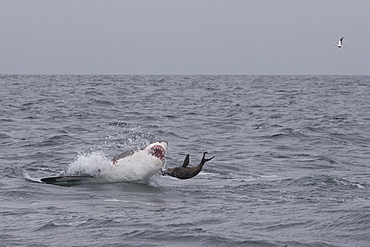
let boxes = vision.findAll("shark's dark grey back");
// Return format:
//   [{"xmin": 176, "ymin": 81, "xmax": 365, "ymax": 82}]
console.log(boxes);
[{"xmin": 112, "ymin": 150, "xmax": 135, "ymax": 163}]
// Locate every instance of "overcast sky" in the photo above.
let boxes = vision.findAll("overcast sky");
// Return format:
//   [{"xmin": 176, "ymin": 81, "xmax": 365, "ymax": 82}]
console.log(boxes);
[{"xmin": 1, "ymin": 1, "xmax": 370, "ymax": 75}]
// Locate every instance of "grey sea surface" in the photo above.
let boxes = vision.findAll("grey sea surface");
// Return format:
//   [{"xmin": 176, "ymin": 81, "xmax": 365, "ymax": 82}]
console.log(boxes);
[{"xmin": 1, "ymin": 75, "xmax": 370, "ymax": 247}]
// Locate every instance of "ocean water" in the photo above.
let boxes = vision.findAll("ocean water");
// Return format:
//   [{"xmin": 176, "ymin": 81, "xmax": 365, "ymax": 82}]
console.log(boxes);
[{"xmin": 1, "ymin": 75, "xmax": 370, "ymax": 247}]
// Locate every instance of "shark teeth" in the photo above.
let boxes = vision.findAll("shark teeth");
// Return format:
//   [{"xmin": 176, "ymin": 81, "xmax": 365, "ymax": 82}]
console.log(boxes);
[{"xmin": 148, "ymin": 145, "xmax": 166, "ymax": 161}]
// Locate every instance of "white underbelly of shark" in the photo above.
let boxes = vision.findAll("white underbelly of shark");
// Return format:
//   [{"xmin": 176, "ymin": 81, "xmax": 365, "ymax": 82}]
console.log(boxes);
[{"xmin": 101, "ymin": 142, "xmax": 167, "ymax": 182}]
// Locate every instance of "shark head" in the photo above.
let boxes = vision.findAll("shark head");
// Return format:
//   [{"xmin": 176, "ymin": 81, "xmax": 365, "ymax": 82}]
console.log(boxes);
[
  {"xmin": 104, "ymin": 141, "xmax": 168, "ymax": 182},
  {"xmin": 144, "ymin": 141, "xmax": 168, "ymax": 162}
]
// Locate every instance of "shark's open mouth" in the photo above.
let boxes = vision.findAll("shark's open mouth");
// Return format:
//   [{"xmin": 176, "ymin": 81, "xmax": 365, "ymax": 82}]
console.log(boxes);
[{"xmin": 148, "ymin": 145, "xmax": 166, "ymax": 161}]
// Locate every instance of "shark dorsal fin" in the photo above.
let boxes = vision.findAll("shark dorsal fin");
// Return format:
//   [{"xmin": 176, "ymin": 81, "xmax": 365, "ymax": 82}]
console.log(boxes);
[{"xmin": 182, "ymin": 154, "xmax": 190, "ymax": 167}]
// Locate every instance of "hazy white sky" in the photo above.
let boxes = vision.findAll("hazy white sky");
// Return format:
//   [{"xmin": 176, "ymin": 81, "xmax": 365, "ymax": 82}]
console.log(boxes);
[{"xmin": 1, "ymin": 1, "xmax": 370, "ymax": 75}]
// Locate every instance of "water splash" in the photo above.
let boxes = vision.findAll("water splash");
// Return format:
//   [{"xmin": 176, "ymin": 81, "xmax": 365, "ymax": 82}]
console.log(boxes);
[{"xmin": 66, "ymin": 151, "xmax": 111, "ymax": 177}]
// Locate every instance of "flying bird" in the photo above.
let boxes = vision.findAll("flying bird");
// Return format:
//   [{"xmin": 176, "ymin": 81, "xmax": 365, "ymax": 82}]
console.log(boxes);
[{"xmin": 335, "ymin": 37, "xmax": 345, "ymax": 48}]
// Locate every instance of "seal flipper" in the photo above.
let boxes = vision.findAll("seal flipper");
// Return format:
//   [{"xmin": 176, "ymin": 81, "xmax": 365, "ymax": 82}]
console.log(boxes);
[
  {"xmin": 201, "ymin": 152, "xmax": 215, "ymax": 165},
  {"xmin": 182, "ymin": 154, "xmax": 190, "ymax": 167}
]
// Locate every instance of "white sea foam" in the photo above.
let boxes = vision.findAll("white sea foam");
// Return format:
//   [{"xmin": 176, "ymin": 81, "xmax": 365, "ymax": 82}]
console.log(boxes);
[
  {"xmin": 23, "ymin": 170, "xmax": 42, "ymax": 183},
  {"xmin": 66, "ymin": 151, "xmax": 111, "ymax": 177}
]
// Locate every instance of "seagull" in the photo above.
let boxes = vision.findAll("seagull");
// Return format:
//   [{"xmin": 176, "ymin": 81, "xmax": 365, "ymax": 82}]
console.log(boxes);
[{"xmin": 335, "ymin": 37, "xmax": 345, "ymax": 48}]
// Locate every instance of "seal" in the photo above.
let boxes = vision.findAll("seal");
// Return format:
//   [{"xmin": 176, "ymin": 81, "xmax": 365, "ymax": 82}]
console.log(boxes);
[{"xmin": 163, "ymin": 152, "xmax": 214, "ymax": 179}]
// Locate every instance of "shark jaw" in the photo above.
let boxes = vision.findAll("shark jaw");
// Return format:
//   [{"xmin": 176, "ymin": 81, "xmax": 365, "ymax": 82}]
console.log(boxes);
[{"xmin": 145, "ymin": 141, "xmax": 167, "ymax": 161}]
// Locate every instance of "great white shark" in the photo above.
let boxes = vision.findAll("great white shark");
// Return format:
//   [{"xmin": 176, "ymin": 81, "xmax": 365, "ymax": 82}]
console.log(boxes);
[{"xmin": 40, "ymin": 141, "xmax": 168, "ymax": 185}]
